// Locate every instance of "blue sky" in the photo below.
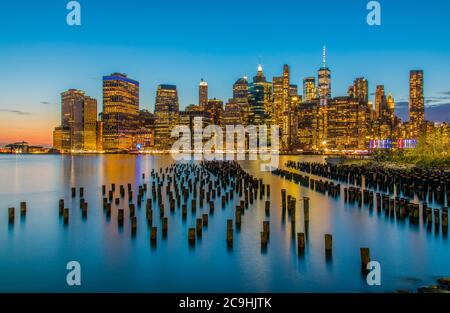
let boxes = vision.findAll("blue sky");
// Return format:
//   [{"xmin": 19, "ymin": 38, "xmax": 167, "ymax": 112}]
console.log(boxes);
[{"xmin": 0, "ymin": 0, "xmax": 450, "ymax": 145}]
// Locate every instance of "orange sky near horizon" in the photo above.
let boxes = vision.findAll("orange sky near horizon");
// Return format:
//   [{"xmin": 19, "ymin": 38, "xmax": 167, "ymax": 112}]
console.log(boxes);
[{"xmin": 0, "ymin": 109, "xmax": 58, "ymax": 147}]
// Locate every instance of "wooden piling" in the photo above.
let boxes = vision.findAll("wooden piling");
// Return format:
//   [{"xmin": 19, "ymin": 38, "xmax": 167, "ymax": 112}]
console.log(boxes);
[
  {"xmin": 150, "ymin": 227, "xmax": 157, "ymax": 244},
  {"xmin": 63, "ymin": 208, "xmax": 69, "ymax": 224},
  {"xmin": 20, "ymin": 202, "xmax": 27, "ymax": 216},
  {"xmin": 360, "ymin": 247, "xmax": 371, "ymax": 270},
  {"xmin": 325, "ymin": 234, "xmax": 333, "ymax": 252},
  {"xmin": 297, "ymin": 233, "xmax": 305, "ymax": 251},
  {"xmin": 8, "ymin": 207, "xmax": 15, "ymax": 222},
  {"xmin": 196, "ymin": 218, "xmax": 202, "ymax": 236},
  {"xmin": 162, "ymin": 217, "xmax": 168, "ymax": 237},
  {"xmin": 188, "ymin": 228, "xmax": 195, "ymax": 244}
]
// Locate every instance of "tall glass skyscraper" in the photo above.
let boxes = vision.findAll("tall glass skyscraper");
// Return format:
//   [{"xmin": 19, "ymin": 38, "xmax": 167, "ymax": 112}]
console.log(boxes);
[
  {"xmin": 409, "ymin": 70, "xmax": 424, "ymax": 137},
  {"xmin": 102, "ymin": 73, "xmax": 140, "ymax": 151},
  {"xmin": 154, "ymin": 84, "xmax": 179, "ymax": 149}
]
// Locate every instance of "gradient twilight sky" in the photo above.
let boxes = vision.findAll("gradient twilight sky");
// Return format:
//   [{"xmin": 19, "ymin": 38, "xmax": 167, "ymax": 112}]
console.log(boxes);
[{"xmin": 1, "ymin": 0, "xmax": 450, "ymax": 146}]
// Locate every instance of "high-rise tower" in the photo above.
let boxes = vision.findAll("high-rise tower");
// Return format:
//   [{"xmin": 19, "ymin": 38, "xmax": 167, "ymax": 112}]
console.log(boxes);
[
  {"xmin": 318, "ymin": 46, "xmax": 331, "ymax": 106},
  {"xmin": 409, "ymin": 70, "xmax": 424, "ymax": 137}
]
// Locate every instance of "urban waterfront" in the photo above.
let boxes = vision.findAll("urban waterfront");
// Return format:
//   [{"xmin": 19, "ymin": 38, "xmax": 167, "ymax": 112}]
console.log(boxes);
[{"xmin": 0, "ymin": 154, "xmax": 448, "ymax": 292}]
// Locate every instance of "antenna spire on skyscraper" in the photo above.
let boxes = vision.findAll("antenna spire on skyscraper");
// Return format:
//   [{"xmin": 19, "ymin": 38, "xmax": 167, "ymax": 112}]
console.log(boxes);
[{"xmin": 322, "ymin": 45, "xmax": 327, "ymax": 68}]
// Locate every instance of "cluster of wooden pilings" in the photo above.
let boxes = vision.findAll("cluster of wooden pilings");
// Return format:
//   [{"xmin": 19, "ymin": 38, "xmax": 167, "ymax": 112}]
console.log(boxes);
[
  {"xmin": 282, "ymin": 161, "xmax": 449, "ymax": 234},
  {"xmin": 6, "ymin": 202, "xmax": 27, "ymax": 224},
  {"xmin": 286, "ymin": 160, "xmax": 450, "ymax": 206},
  {"xmin": 45, "ymin": 160, "xmax": 277, "ymax": 249}
]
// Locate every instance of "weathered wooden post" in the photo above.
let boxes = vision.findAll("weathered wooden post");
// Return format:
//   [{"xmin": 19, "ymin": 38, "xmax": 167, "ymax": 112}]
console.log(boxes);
[
  {"xmin": 227, "ymin": 219, "xmax": 233, "ymax": 247},
  {"xmin": 20, "ymin": 202, "xmax": 27, "ymax": 217},
  {"xmin": 63, "ymin": 208, "xmax": 69, "ymax": 224},
  {"xmin": 8, "ymin": 207, "xmax": 15, "ymax": 223},
  {"xmin": 202, "ymin": 214, "xmax": 208, "ymax": 227},
  {"xmin": 118, "ymin": 209, "xmax": 124, "ymax": 226},
  {"xmin": 196, "ymin": 218, "xmax": 202, "ymax": 236},
  {"xmin": 263, "ymin": 221, "xmax": 270, "ymax": 237},
  {"xmin": 360, "ymin": 247, "xmax": 371, "ymax": 270},
  {"xmin": 325, "ymin": 234, "xmax": 333, "ymax": 254},
  {"xmin": 59, "ymin": 199, "xmax": 64, "ymax": 216},
  {"xmin": 131, "ymin": 216, "xmax": 137, "ymax": 235},
  {"xmin": 261, "ymin": 231, "xmax": 268, "ymax": 248},
  {"xmin": 304, "ymin": 197, "xmax": 310, "ymax": 223},
  {"xmin": 71, "ymin": 187, "xmax": 76, "ymax": 198},
  {"xmin": 265, "ymin": 201, "xmax": 270, "ymax": 216},
  {"xmin": 162, "ymin": 217, "xmax": 168, "ymax": 237},
  {"xmin": 297, "ymin": 232, "xmax": 305, "ymax": 253},
  {"xmin": 188, "ymin": 228, "xmax": 195, "ymax": 245},
  {"xmin": 150, "ymin": 227, "xmax": 157, "ymax": 245}
]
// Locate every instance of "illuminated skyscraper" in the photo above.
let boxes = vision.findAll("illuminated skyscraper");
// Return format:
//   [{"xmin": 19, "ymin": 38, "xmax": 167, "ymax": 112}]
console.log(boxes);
[
  {"xmin": 386, "ymin": 93, "xmax": 395, "ymax": 124},
  {"xmin": 250, "ymin": 65, "xmax": 272, "ymax": 125},
  {"xmin": 206, "ymin": 98, "xmax": 224, "ymax": 126},
  {"xmin": 326, "ymin": 97, "xmax": 370, "ymax": 151},
  {"xmin": 303, "ymin": 77, "xmax": 317, "ymax": 102},
  {"xmin": 409, "ymin": 70, "xmax": 424, "ymax": 137},
  {"xmin": 282, "ymin": 64, "xmax": 292, "ymax": 149},
  {"xmin": 102, "ymin": 73, "xmax": 139, "ymax": 151},
  {"xmin": 375, "ymin": 85, "xmax": 386, "ymax": 120},
  {"xmin": 351, "ymin": 77, "xmax": 369, "ymax": 103},
  {"xmin": 55, "ymin": 89, "xmax": 97, "ymax": 151},
  {"xmin": 297, "ymin": 99, "xmax": 320, "ymax": 151},
  {"xmin": 232, "ymin": 77, "xmax": 250, "ymax": 126},
  {"xmin": 272, "ymin": 76, "xmax": 284, "ymax": 127},
  {"xmin": 199, "ymin": 78, "xmax": 208, "ymax": 109},
  {"xmin": 154, "ymin": 84, "xmax": 179, "ymax": 149},
  {"xmin": 318, "ymin": 46, "xmax": 331, "ymax": 106}
]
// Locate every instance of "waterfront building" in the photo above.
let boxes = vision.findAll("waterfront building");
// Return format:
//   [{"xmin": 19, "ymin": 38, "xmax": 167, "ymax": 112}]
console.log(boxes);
[
  {"xmin": 102, "ymin": 73, "xmax": 139, "ymax": 151},
  {"xmin": 52, "ymin": 127, "xmax": 71, "ymax": 152},
  {"xmin": 134, "ymin": 110, "xmax": 155, "ymax": 149},
  {"xmin": 375, "ymin": 85, "xmax": 386, "ymax": 120},
  {"xmin": 54, "ymin": 89, "xmax": 97, "ymax": 152},
  {"xmin": 326, "ymin": 97, "xmax": 370, "ymax": 151},
  {"xmin": 409, "ymin": 70, "xmax": 425, "ymax": 138},
  {"xmin": 303, "ymin": 77, "xmax": 317, "ymax": 102},
  {"xmin": 349, "ymin": 77, "xmax": 369, "ymax": 103},
  {"xmin": 318, "ymin": 46, "xmax": 331, "ymax": 106},
  {"xmin": 154, "ymin": 84, "xmax": 180, "ymax": 150},
  {"xmin": 249, "ymin": 65, "xmax": 271, "ymax": 125},
  {"xmin": 205, "ymin": 98, "xmax": 224, "ymax": 126},
  {"xmin": 232, "ymin": 77, "xmax": 250, "ymax": 126},
  {"xmin": 199, "ymin": 78, "xmax": 208, "ymax": 109},
  {"xmin": 297, "ymin": 100, "xmax": 320, "ymax": 151}
]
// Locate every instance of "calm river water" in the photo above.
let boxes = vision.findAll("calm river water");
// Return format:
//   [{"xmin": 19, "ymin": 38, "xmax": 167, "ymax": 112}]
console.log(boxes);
[{"xmin": 0, "ymin": 154, "xmax": 448, "ymax": 292}]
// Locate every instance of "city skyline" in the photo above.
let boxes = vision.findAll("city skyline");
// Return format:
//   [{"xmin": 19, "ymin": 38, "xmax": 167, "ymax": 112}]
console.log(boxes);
[{"xmin": 1, "ymin": 0, "xmax": 450, "ymax": 145}]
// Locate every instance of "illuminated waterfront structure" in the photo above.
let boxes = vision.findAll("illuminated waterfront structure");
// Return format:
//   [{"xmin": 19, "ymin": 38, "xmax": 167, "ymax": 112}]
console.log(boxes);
[
  {"xmin": 326, "ymin": 97, "xmax": 370, "ymax": 151},
  {"xmin": 134, "ymin": 110, "xmax": 155, "ymax": 149},
  {"xmin": 318, "ymin": 46, "xmax": 331, "ymax": 106},
  {"xmin": 206, "ymin": 98, "xmax": 224, "ymax": 126},
  {"xmin": 102, "ymin": 73, "xmax": 140, "ymax": 151},
  {"xmin": 303, "ymin": 77, "xmax": 317, "ymax": 102},
  {"xmin": 249, "ymin": 65, "xmax": 272, "ymax": 125},
  {"xmin": 154, "ymin": 84, "xmax": 179, "ymax": 149},
  {"xmin": 53, "ymin": 89, "xmax": 97, "ymax": 152},
  {"xmin": 272, "ymin": 76, "xmax": 284, "ymax": 128},
  {"xmin": 349, "ymin": 77, "xmax": 369, "ymax": 103},
  {"xmin": 199, "ymin": 78, "xmax": 208, "ymax": 109},
  {"xmin": 232, "ymin": 77, "xmax": 250, "ymax": 126},
  {"xmin": 409, "ymin": 70, "xmax": 425, "ymax": 138},
  {"xmin": 375, "ymin": 85, "xmax": 386, "ymax": 120},
  {"xmin": 223, "ymin": 98, "xmax": 243, "ymax": 126},
  {"xmin": 52, "ymin": 127, "xmax": 71, "ymax": 152},
  {"xmin": 179, "ymin": 105, "xmax": 211, "ymax": 149},
  {"xmin": 297, "ymin": 100, "xmax": 320, "ymax": 151}
]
